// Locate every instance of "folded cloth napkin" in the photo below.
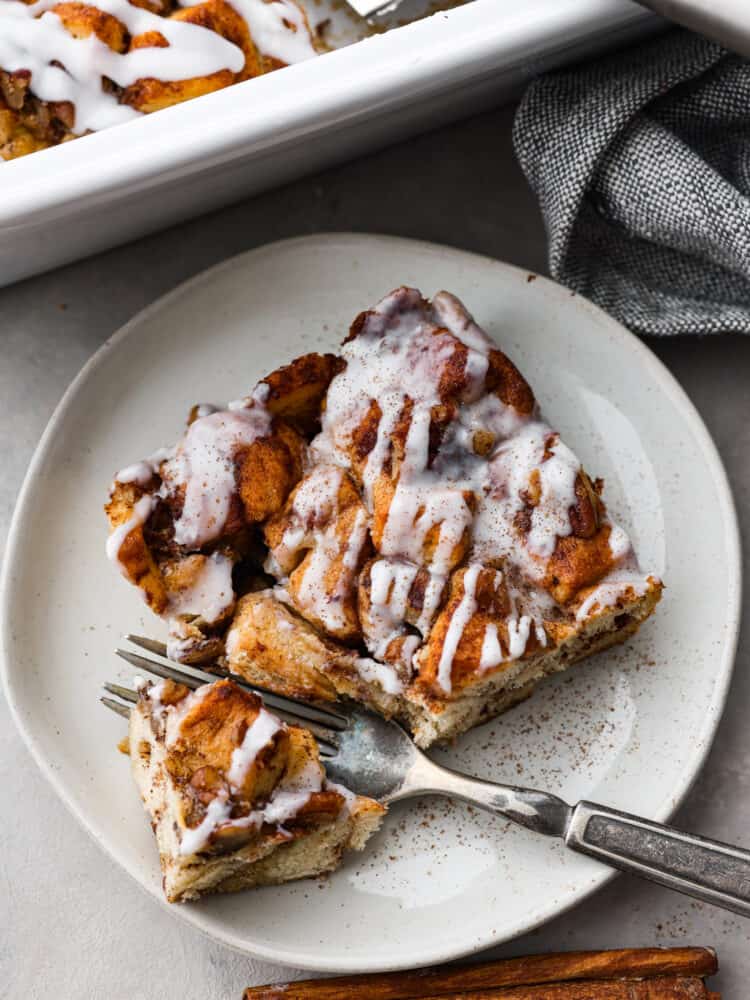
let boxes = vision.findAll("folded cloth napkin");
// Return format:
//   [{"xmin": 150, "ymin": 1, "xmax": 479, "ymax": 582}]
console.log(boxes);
[{"xmin": 513, "ymin": 28, "xmax": 750, "ymax": 335}]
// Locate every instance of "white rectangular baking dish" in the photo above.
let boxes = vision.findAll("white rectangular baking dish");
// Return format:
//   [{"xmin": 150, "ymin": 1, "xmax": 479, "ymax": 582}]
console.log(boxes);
[{"xmin": 0, "ymin": 0, "xmax": 658, "ymax": 287}]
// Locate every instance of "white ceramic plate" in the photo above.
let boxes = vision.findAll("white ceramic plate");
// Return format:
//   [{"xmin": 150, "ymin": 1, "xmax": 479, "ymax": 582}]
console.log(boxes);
[{"xmin": 1, "ymin": 234, "xmax": 741, "ymax": 973}]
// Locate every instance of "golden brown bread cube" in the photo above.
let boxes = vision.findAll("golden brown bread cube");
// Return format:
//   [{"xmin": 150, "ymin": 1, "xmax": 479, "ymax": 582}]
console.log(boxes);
[
  {"xmin": 225, "ymin": 591, "xmax": 342, "ymax": 703},
  {"xmin": 51, "ymin": 1, "xmax": 129, "ymax": 49},
  {"xmin": 105, "ymin": 481, "xmax": 169, "ymax": 614},
  {"xmin": 264, "ymin": 466, "xmax": 371, "ymax": 643},
  {"xmin": 260, "ymin": 353, "xmax": 344, "ymax": 435},
  {"xmin": 413, "ymin": 566, "xmax": 546, "ymax": 697},
  {"xmin": 123, "ymin": 0, "xmax": 261, "ymax": 112},
  {"xmin": 165, "ymin": 679, "xmax": 290, "ymax": 805},
  {"xmin": 237, "ymin": 420, "xmax": 307, "ymax": 524}
]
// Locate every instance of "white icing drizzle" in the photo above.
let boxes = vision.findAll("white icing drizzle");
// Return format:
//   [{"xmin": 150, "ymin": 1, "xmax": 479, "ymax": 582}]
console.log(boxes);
[
  {"xmin": 228, "ymin": 381, "xmax": 275, "ymax": 411},
  {"xmin": 260, "ymin": 759, "xmax": 321, "ymax": 825},
  {"xmin": 342, "ymin": 507, "xmax": 368, "ymax": 571},
  {"xmin": 324, "ymin": 779, "xmax": 357, "ymax": 813},
  {"xmin": 183, "ymin": 0, "xmax": 317, "ymax": 64},
  {"xmin": 310, "ymin": 288, "xmax": 490, "ymax": 524},
  {"xmin": 436, "ymin": 563, "xmax": 481, "ymax": 693},
  {"xmin": 473, "ymin": 422, "xmax": 580, "ymax": 575},
  {"xmin": 479, "ymin": 622, "xmax": 502, "ymax": 672},
  {"xmin": 576, "ymin": 570, "xmax": 649, "ymax": 622},
  {"xmin": 296, "ymin": 544, "xmax": 347, "ymax": 635},
  {"xmin": 607, "ymin": 520, "xmax": 632, "ymax": 562},
  {"xmin": 268, "ymin": 464, "xmax": 368, "ymax": 635},
  {"xmin": 309, "ymin": 290, "xmax": 498, "ymax": 599},
  {"xmin": 115, "ymin": 461, "xmax": 155, "ymax": 486},
  {"xmin": 165, "ymin": 621, "xmax": 200, "ymax": 663},
  {"xmin": 224, "ymin": 618, "xmax": 241, "ymax": 659},
  {"xmin": 366, "ymin": 557, "xmax": 418, "ymax": 659},
  {"xmin": 506, "ymin": 614, "xmax": 532, "ymax": 660},
  {"xmin": 415, "ymin": 570, "xmax": 447, "ymax": 637},
  {"xmin": 431, "ymin": 289, "xmax": 496, "ymax": 359},
  {"xmin": 178, "ymin": 757, "xmax": 325, "ymax": 855},
  {"xmin": 362, "ymin": 556, "xmax": 445, "ymax": 675},
  {"xmin": 142, "ymin": 680, "xmax": 213, "ymax": 745},
  {"xmin": 272, "ymin": 464, "xmax": 343, "ymax": 570},
  {"xmin": 111, "ymin": 446, "xmax": 173, "ymax": 495},
  {"xmin": 252, "ymin": 382, "xmax": 270, "ymax": 404},
  {"xmin": 0, "ymin": 0, "xmax": 316, "ymax": 137},
  {"xmin": 161, "ymin": 402, "xmax": 271, "ymax": 549},
  {"xmin": 227, "ymin": 707, "xmax": 281, "ymax": 789},
  {"xmin": 0, "ymin": 0, "xmax": 242, "ymax": 133},
  {"xmin": 479, "ymin": 611, "xmax": 546, "ymax": 673},
  {"xmin": 380, "ymin": 404, "xmax": 474, "ymax": 576},
  {"xmin": 135, "ymin": 675, "xmax": 167, "ymax": 706},
  {"xmin": 179, "ymin": 792, "xmax": 233, "ymax": 856},
  {"xmin": 140, "ymin": 680, "xmax": 328, "ymax": 855},
  {"xmin": 354, "ymin": 656, "xmax": 404, "ymax": 695},
  {"xmin": 168, "ymin": 551, "xmax": 235, "ymax": 623},
  {"xmin": 105, "ymin": 493, "xmax": 156, "ymax": 575}
]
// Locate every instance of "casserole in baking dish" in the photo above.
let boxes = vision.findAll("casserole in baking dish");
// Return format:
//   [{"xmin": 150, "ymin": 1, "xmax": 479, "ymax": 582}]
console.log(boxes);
[
  {"xmin": 0, "ymin": 0, "xmax": 451, "ymax": 160},
  {"xmin": 0, "ymin": 0, "xmax": 658, "ymax": 285}
]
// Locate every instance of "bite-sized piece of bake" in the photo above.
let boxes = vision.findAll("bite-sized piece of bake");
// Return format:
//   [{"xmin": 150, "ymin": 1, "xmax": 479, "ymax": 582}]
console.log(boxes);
[
  {"xmin": 129, "ymin": 677, "xmax": 385, "ymax": 902},
  {"xmin": 0, "ymin": 0, "xmax": 318, "ymax": 161},
  {"xmin": 106, "ymin": 290, "xmax": 662, "ymax": 748}
]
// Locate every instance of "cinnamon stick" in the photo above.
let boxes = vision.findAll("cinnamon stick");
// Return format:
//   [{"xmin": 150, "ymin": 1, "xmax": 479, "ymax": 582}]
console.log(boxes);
[
  {"xmin": 244, "ymin": 948, "xmax": 717, "ymax": 1000},
  {"xmin": 383, "ymin": 978, "xmax": 709, "ymax": 1000}
]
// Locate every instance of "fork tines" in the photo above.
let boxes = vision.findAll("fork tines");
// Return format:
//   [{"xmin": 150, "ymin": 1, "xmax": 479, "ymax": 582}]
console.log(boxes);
[
  {"xmin": 125, "ymin": 635, "xmax": 349, "ymax": 731},
  {"xmin": 101, "ymin": 635, "xmax": 347, "ymax": 754}
]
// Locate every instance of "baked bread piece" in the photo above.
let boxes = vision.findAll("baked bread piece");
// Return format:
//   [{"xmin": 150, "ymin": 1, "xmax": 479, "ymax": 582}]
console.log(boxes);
[
  {"xmin": 0, "ymin": 0, "xmax": 318, "ymax": 161},
  {"xmin": 105, "ymin": 359, "xmax": 338, "ymax": 662},
  {"xmin": 129, "ymin": 676, "xmax": 385, "ymax": 901},
  {"xmin": 106, "ymin": 288, "xmax": 662, "ymax": 747}
]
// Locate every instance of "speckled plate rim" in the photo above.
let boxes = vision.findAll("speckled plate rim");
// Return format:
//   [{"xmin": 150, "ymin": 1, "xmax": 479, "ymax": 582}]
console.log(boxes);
[{"xmin": 1, "ymin": 234, "xmax": 742, "ymax": 973}]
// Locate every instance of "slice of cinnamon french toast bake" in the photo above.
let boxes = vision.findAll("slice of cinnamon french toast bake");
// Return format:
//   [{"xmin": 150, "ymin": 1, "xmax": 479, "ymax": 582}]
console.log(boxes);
[
  {"xmin": 107, "ymin": 288, "xmax": 661, "ymax": 749},
  {"xmin": 129, "ymin": 676, "xmax": 384, "ymax": 901}
]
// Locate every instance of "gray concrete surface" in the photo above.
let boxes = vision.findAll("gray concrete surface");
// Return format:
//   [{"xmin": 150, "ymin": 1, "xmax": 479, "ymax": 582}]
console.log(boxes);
[{"xmin": 2, "ymin": 104, "xmax": 749, "ymax": 998}]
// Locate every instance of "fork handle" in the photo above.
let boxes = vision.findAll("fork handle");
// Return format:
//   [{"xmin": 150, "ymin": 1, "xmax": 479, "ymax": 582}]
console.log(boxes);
[
  {"xmin": 415, "ymin": 760, "xmax": 750, "ymax": 916},
  {"xmin": 566, "ymin": 801, "xmax": 750, "ymax": 918}
]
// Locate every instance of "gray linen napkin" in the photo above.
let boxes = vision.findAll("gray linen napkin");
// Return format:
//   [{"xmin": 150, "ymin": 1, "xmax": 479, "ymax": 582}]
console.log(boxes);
[{"xmin": 513, "ymin": 29, "xmax": 750, "ymax": 335}]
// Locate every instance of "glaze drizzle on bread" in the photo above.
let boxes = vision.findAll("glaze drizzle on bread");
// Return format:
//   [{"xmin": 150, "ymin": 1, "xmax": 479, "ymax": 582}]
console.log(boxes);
[{"xmin": 106, "ymin": 288, "xmax": 662, "ymax": 747}]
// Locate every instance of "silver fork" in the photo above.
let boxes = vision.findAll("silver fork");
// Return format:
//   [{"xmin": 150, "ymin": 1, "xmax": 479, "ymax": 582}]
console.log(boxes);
[{"xmin": 104, "ymin": 635, "xmax": 750, "ymax": 917}]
